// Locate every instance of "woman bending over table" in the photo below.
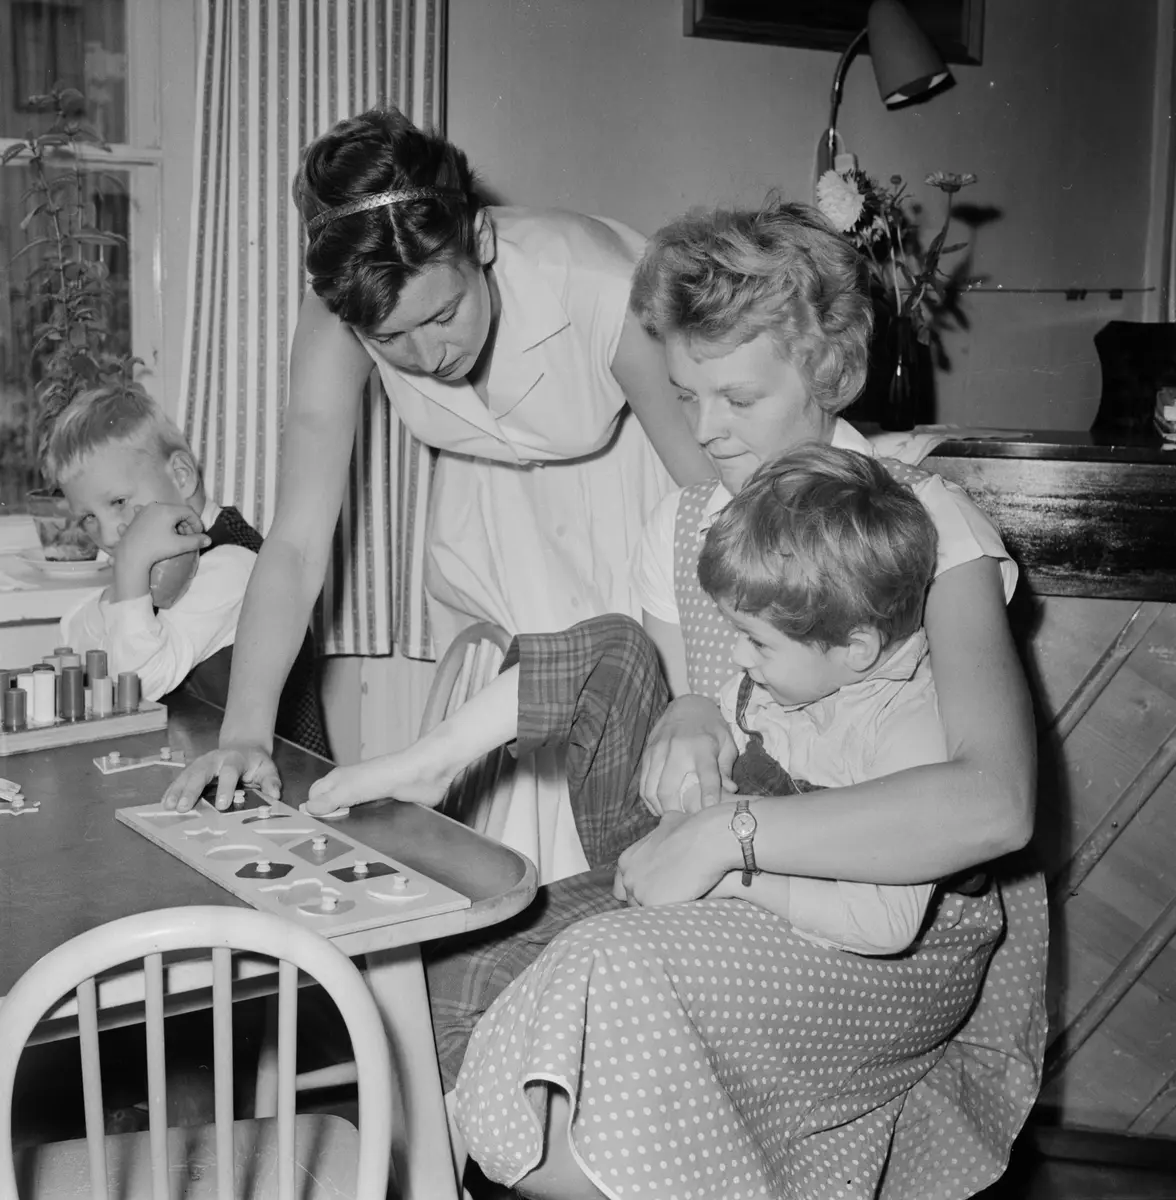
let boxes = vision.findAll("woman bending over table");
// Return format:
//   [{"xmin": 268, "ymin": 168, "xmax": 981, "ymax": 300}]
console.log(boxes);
[
  {"xmin": 307, "ymin": 200, "xmax": 1049, "ymax": 1200},
  {"xmin": 164, "ymin": 108, "xmax": 712, "ymax": 841}
]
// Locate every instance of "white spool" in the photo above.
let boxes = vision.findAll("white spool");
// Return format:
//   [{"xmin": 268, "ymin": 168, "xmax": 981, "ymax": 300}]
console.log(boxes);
[
  {"xmin": 91, "ymin": 677, "xmax": 114, "ymax": 717},
  {"xmin": 31, "ymin": 671, "xmax": 56, "ymax": 725}
]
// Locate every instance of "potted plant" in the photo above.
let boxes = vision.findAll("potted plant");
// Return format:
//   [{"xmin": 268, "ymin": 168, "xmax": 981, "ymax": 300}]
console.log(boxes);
[{"xmin": 3, "ymin": 86, "xmax": 148, "ymax": 560}]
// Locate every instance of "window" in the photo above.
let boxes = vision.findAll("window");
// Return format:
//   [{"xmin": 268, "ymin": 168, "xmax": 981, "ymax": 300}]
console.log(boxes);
[{"xmin": 0, "ymin": 0, "xmax": 161, "ymax": 510}]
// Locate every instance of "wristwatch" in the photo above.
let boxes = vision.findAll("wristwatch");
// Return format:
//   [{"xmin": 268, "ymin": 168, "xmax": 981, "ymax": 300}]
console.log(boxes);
[{"xmin": 729, "ymin": 797, "xmax": 759, "ymax": 887}]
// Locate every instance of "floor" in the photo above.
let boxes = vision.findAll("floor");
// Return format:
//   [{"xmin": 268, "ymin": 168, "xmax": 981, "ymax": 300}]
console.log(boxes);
[
  {"xmin": 974, "ymin": 1127, "xmax": 1176, "ymax": 1200},
  {"xmin": 461, "ymin": 1126, "xmax": 1176, "ymax": 1200}
]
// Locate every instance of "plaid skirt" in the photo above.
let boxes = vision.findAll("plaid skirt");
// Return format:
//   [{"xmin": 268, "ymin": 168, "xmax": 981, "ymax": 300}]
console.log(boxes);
[{"xmin": 424, "ymin": 614, "xmax": 661, "ymax": 1088}]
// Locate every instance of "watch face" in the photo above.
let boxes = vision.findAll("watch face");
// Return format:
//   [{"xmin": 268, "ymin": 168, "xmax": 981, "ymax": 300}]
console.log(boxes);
[{"xmin": 730, "ymin": 810, "xmax": 756, "ymax": 840}]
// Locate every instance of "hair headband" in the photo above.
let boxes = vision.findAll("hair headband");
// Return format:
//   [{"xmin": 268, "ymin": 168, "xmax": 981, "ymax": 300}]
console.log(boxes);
[{"xmin": 306, "ymin": 187, "xmax": 461, "ymax": 232}]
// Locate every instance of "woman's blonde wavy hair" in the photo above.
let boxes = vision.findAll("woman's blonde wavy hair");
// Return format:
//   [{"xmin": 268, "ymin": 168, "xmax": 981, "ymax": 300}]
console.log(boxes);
[{"xmin": 629, "ymin": 196, "xmax": 873, "ymax": 413}]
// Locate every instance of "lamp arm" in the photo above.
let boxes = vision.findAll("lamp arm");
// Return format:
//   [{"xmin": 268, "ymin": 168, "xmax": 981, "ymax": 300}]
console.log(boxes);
[{"xmin": 825, "ymin": 26, "xmax": 869, "ymax": 169}]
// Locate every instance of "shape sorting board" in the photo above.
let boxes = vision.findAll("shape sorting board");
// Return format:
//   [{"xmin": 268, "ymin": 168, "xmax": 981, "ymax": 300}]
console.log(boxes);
[
  {"xmin": 0, "ymin": 700, "xmax": 168, "ymax": 757},
  {"xmin": 116, "ymin": 793, "xmax": 472, "ymax": 936}
]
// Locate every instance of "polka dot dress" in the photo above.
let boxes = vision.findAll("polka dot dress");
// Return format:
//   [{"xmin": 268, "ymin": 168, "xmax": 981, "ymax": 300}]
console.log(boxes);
[
  {"xmin": 456, "ymin": 892, "xmax": 1006, "ymax": 1198},
  {"xmin": 454, "ymin": 472, "xmax": 1048, "ymax": 1199}
]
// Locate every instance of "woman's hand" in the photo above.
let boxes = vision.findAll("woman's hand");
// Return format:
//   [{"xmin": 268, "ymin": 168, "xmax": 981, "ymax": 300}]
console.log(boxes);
[
  {"xmin": 304, "ymin": 740, "xmax": 458, "ymax": 817},
  {"xmin": 613, "ymin": 805, "xmax": 735, "ymax": 907},
  {"xmin": 162, "ymin": 743, "xmax": 281, "ymax": 812},
  {"xmin": 639, "ymin": 694, "xmax": 737, "ymax": 814}
]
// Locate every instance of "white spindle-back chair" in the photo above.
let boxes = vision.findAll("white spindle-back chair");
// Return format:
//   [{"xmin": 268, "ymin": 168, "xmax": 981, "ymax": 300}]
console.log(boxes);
[{"xmin": 0, "ymin": 906, "xmax": 394, "ymax": 1199}]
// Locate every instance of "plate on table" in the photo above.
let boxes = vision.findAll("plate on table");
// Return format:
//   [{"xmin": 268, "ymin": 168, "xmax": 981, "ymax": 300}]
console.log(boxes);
[{"xmin": 15, "ymin": 550, "xmax": 111, "ymax": 581}]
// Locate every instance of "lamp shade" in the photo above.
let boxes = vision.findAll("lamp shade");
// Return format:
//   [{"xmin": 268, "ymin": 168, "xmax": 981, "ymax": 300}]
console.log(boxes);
[{"xmin": 866, "ymin": 0, "xmax": 951, "ymax": 106}]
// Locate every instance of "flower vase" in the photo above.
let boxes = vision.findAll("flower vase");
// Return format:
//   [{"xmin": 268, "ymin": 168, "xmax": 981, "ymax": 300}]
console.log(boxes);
[{"xmin": 879, "ymin": 314, "xmax": 920, "ymax": 433}]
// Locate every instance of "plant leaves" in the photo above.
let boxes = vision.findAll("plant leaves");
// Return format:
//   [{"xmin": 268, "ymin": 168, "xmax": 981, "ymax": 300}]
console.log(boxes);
[
  {"xmin": 72, "ymin": 232, "xmax": 125, "ymax": 247},
  {"xmin": 10, "ymin": 236, "xmax": 54, "ymax": 263}
]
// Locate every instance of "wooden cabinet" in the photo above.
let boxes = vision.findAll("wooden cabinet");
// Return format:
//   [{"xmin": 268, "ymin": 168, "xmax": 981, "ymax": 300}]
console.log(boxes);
[{"xmin": 926, "ymin": 433, "xmax": 1176, "ymax": 1134}]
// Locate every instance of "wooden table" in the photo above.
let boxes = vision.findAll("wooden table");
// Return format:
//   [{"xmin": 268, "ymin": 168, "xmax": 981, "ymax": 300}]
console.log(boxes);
[{"xmin": 0, "ymin": 691, "xmax": 538, "ymax": 1200}]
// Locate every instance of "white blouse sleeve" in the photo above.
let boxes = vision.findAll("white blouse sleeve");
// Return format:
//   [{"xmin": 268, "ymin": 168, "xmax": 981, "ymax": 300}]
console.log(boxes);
[
  {"xmin": 916, "ymin": 474, "xmax": 1019, "ymax": 603},
  {"xmin": 631, "ymin": 487, "xmax": 682, "ymax": 623}
]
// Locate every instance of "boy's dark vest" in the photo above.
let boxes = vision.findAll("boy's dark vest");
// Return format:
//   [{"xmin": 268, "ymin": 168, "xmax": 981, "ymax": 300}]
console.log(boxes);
[{"xmin": 168, "ymin": 505, "xmax": 330, "ymax": 758}]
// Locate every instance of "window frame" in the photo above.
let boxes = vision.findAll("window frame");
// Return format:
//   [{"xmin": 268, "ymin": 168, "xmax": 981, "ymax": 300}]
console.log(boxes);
[{"xmin": 0, "ymin": 0, "xmax": 165, "ymax": 405}]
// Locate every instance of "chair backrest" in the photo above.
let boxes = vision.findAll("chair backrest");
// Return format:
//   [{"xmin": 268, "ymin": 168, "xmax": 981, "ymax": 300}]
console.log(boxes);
[
  {"xmin": 419, "ymin": 622, "xmax": 512, "ymax": 736},
  {"xmin": 421, "ymin": 623, "xmax": 513, "ymax": 833},
  {"xmin": 0, "ymin": 906, "xmax": 393, "ymax": 1200}
]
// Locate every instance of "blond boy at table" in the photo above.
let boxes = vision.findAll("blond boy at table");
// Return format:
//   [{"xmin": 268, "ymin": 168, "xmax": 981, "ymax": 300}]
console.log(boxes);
[{"xmin": 43, "ymin": 386, "xmax": 327, "ymax": 754}]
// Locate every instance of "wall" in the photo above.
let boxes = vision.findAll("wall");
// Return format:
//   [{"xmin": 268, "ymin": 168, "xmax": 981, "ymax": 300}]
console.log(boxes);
[{"xmin": 449, "ymin": 0, "xmax": 1169, "ymax": 431}]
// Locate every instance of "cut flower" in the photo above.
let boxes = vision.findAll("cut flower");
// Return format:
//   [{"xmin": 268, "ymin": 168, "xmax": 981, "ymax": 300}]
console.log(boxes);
[
  {"xmin": 815, "ymin": 169, "xmax": 866, "ymax": 233},
  {"xmin": 817, "ymin": 166, "xmax": 980, "ymax": 356},
  {"xmin": 925, "ymin": 171, "xmax": 977, "ymax": 194}
]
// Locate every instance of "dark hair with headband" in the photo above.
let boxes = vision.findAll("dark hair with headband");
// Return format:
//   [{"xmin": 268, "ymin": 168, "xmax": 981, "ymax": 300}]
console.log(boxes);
[{"xmin": 293, "ymin": 108, "xmax": 483, "ymax": 332}]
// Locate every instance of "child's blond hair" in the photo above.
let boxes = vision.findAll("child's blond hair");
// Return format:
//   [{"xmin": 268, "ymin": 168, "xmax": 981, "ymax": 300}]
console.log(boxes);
[
  {"xmin": 698, "ymin": 443, "xmax": 937, "ymax": 649},
  {"xmin": 42, "ymin": 384, "xmax": 193, "ymax": 485}
]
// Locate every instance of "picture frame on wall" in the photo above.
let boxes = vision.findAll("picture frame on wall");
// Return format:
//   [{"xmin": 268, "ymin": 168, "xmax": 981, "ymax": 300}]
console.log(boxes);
[{"xmin": 682, "ymin": 1, "xmax": 984, "ymax": 65}]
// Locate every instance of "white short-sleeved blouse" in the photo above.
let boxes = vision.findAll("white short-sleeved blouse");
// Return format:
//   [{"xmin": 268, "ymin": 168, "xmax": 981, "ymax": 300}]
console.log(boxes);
[{"xmin": 364, "ymin": 206, "xmax": 673, "ymax": 651}]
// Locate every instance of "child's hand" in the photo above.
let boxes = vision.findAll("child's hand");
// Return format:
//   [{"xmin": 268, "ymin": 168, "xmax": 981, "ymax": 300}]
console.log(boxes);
[
  {"xmin": 115, "ymin": 502, "xmax": 209, "ymax": 571},
  {"xmin": 303, "ymin": 744, "xmax": 457, "ymax": 817},
  {"xmin": 111, "ymin": 503, "xmax": 210, "ymax": 603}
]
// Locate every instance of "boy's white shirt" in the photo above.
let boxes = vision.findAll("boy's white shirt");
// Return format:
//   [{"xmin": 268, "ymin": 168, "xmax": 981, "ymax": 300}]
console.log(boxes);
[
  {"xmin": 59, "ymin": 500, "xmax": 257, "ymax": 702},
  {"xmin": 718, "ymin": 630, "xmax": 942, "ymax": 957}
]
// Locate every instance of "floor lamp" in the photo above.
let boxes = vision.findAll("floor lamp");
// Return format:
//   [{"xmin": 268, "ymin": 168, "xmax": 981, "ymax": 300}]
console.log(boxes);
[{"xmin": 816, "ymin": 0, "xmax": 951, "ymax": 179}]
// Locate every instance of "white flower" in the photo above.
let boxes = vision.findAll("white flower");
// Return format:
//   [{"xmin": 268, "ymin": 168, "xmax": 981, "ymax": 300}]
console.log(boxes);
[
  {"xmin": 925, "ymin": 171, "xmax": 977, "ymax": 194},
  {"xmin": 816, "ymin": 170, "xmax": 866, "ymax": 233}
]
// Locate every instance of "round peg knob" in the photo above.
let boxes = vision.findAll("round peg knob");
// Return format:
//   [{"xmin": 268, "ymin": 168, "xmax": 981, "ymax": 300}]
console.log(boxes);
[
  {"xmin": 312, "ymin": 835, "xmax": 328, "ymax": 852},
  {"xmin": 108, "ymin": 751, "xmax": 121, "ymax": 763},
  {"xmin": 391, "ymin": 874, "xmax": 409, "ymax": 892},
  {"xmin": 352, "ymin": 860, "xmax": 369, "ymax": 876},
  {"xmin": 321, "ymin": 895, "xmax": 339, "ymax": 912},
  {"xmin": 255, "ymin": 860, "xmax": 272, "ymax": 874},
  {"xmin": 159, "ymin": 747, "xmax": 172, "ymax": 761},
  {"xmin": 232, "ymin": 790, "xmax": 246, "ymax": 806}
]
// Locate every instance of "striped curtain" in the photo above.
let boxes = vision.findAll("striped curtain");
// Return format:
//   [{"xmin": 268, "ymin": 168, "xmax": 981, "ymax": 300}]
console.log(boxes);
[{"xmin": 178, "ymin": 0, "xmax": 443, "ymax": 660}]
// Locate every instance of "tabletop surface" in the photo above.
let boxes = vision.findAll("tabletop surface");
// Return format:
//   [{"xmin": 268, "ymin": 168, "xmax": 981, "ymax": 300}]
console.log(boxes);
[
  {"xmin": 927, "ymin": 428, "xmax": 1175, "ymax": 463},
  {"xmin": 0, "ymin": 693, "xmax": 536, "ymax": 993}
]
